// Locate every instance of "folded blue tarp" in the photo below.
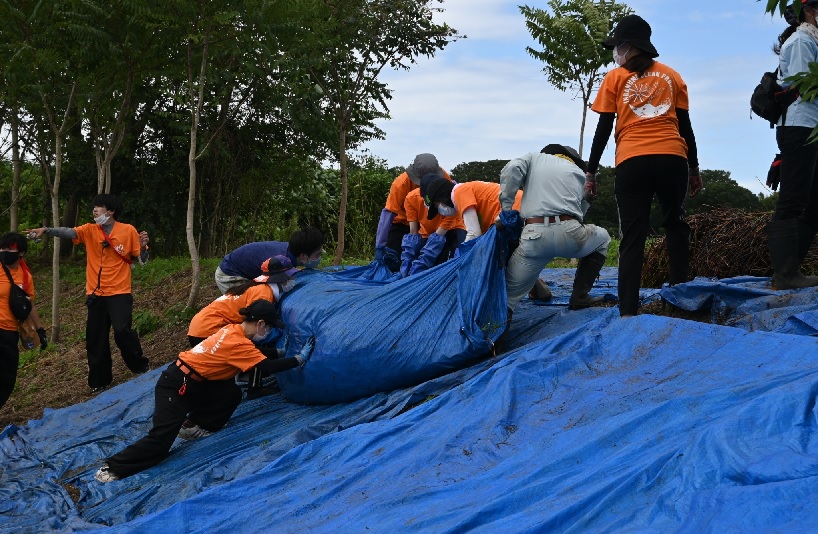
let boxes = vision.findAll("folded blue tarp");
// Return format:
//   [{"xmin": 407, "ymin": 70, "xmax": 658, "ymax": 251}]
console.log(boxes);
[{"xmin": 275, "ymin": 227, "xmax": 509, "ymax": 404}]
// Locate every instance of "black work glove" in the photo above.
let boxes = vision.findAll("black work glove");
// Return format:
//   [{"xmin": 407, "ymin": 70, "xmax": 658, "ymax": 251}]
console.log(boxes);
[
  {"xmin": 36, "ymin": 327, "xmax": 48, "ymax": 350},
  {"xmin": 766, "ymin": 154, "xmax": 781, "ymax": 192}
]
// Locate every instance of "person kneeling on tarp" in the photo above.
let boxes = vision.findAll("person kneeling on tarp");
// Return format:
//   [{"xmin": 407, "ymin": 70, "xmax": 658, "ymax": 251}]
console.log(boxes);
[{"xmin": 94, "ymin": 300, "xmax": 315, "ymax": 483}]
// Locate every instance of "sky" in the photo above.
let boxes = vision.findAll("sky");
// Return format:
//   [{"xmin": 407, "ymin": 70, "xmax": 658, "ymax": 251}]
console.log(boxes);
[{"xmin": 360, "ymin": 0, "xmax": 787, "ymax": 195}]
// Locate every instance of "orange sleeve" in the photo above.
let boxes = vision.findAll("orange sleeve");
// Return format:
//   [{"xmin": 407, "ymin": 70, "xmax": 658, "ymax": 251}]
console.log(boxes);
[
  {"xmin": 180, "ymin": 324, "xmax": 267, "ymax": 380},
  {"xmin": 384, "ymin": 173, "xmax": 417, "ymax": 225},
  {"xmin": 404, "ymin": 189, "xmax": 422, "ymax": 224},
  {"xmin": 188, "ymin": 284, "xmax": 273, "ymax": 338}
]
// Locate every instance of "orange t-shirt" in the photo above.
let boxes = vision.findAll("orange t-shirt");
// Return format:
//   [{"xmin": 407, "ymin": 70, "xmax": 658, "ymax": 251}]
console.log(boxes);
[
  {"xmin": 188, "ymin": 283, "xmax": 275, "ymax": 338},
  {"xmin": 0, "ymin": 265, "xmax": 34, "ymax": 331},
  {"xmin": 404, "ymin": 189, "xmax": 465, "ymax": 237},
  {"xmin": 74, "ymin": 222, "xmax": 141, "ymax": 296},
  {"xmin": 591, "ymin": 61, "xmax": 689, "ymax": 166},
  {"xmin": 384, "ymin": 169, "xmax": 451, "ymax": 225},
  {"xmin": 452, "ymin": 182, "xmax": 522, "ymax": 235},
  {"xmin": 179, "ymin": 324, "xmax": 268, "ymax": 380}
]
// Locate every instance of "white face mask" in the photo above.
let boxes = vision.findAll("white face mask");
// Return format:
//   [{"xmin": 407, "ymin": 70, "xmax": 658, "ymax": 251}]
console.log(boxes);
[
  {"xmin": 252, "ymin": 321, "xmax": 268, "ymax": 342},
  {"xmin": 94, "ymin": 213, "xmax": 111, "ymax": 226},
  {"xmin": 613, "ymin": 44, "xmax": 630, "ymax": 67},
  {"xmin": 280, "ymin": 279, "xmax": 296, "ymax": 293},
  {"xmin": 437, "ymin": 204, "xmax": 457, "ymax": 217}
]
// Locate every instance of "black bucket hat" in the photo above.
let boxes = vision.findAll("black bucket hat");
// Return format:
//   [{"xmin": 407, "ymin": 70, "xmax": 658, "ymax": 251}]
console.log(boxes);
[
  {"xmin": 602, "ymin": 14, "xmax": 659, "ymax": 58},
  {"xmin": 420, "ymin": 173, "xmax": 454, "ymax": 219},
  {"xmin": 541, "ymin": 144, "xmax": 588, "ymax": 173}
]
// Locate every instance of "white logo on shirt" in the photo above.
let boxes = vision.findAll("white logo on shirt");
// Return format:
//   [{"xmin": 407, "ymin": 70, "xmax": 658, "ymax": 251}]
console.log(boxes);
[{"xmin": 622, "ymin": 71, "xmax": 674, "ymax": 119}]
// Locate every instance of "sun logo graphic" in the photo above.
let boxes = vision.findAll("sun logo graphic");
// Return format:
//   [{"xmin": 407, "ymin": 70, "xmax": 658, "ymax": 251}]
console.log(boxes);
[{"xmin": 622, "ymin": 71, "xmax": 674, "ymax": 119}]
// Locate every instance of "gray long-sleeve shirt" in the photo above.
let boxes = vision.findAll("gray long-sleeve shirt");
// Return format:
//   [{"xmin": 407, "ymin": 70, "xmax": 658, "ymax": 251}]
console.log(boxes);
[{"xmin": 498, "ymin": 152, "xmax": 589, "ymax": 221}]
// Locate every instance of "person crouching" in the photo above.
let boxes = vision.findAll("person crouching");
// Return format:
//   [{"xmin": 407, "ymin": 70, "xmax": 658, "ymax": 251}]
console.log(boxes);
[{"xmin": 94, "ymin": 299, "xmax": 315, "ymax": 482}]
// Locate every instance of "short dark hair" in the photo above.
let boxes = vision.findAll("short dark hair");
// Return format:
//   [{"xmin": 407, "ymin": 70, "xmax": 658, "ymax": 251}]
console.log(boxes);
[
  {"xmin": 289, "ymin": 227, "xmax": 324, "ymax": 256},
  {"xmin": 0, "ymin": 232, "xmax": 28, "ymax": 254},
  {"xmin": 92, "ymin": 194, "xmax": 123, "ymax": 220}
]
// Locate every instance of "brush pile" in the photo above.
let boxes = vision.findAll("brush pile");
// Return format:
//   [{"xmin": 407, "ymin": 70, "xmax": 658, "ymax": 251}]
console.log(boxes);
[{"xmin": 641, "ymin": 209, "xmax": 818, "ymax": 288}]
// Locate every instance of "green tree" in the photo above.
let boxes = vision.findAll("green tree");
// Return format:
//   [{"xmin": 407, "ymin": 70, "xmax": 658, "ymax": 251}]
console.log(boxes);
[
  {"xmin": 450, "ymin": 160, "xmax": 510, "ymax": 183},
  {"xmin": 685, "ymin": 170, "xmax": 762, "ymax": 214},
  {"xmin": 285, "ymin": 0, "xmax": 461, "ymax": 264},
  {"xmin": 521, "ymin": 0, "xmax": 632, "ymax": 156}
]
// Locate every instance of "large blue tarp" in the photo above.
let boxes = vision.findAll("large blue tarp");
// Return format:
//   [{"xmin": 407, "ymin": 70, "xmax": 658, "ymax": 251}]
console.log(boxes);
[
  {"xmin": 2, "ymin": 248, "xmax": 818, "ymax": 532},
  {"xmin": 275, "ymin": 228, "xmax": 508, "ymax": 404}
]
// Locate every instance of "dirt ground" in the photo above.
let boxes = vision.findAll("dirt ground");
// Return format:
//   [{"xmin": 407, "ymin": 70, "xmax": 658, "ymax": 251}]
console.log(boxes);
[{"xmin": 0, "ymin": 264, "xmax": 221, "ymax": 429}]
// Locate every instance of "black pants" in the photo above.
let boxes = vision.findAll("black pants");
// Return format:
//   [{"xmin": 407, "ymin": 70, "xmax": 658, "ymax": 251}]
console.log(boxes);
[
  {"xmin": 86, "ymin": 294, "xmax": 148, "ymax": 389},
  {"xmin": 615, "ymin": 154, "xmax": 690, "ymax": 316},
  {"xmin": 775, "ymin": 126, "xmax": 818, "ymax": 224},
  {"xmin": 386, "ymin": 223, "xmax": 411, "ymax": 253},
  {"xmin": 0, "ymin": 329, "xmax": 20, "ymax": 409},
  {"xmin": 106, "ymin": 364, "xmax": 242, "ymax": 478}
]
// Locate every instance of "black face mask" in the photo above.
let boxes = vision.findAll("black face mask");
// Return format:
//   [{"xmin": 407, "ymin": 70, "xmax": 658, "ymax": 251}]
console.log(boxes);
[{"xmin": 0, "ymin": 251, "xmax": 19, "ymax": 265}]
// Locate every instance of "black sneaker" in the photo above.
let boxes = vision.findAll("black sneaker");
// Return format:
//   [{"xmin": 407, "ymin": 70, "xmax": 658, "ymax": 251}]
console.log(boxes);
[{"xmin": 90, "ymin": 386, "xmax": 107, "ymax": 394}]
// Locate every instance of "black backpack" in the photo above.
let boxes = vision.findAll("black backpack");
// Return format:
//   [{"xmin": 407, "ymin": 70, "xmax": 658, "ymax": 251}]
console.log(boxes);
[
  {"xmin": 751, "ymin": 68, "xmax": 799, "ymax": 128},
  {"xmin": 2, "ymin": 263, "xmax": 32, "ymax": 321}
]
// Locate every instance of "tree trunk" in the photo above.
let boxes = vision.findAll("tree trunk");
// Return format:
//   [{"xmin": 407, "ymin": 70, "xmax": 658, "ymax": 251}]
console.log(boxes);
[
  {"xmin": 333, "ymin": 125, "xmax": 348, "ymax": 265},
  {"xmin": 49, "ymin": 135, "xmax": 64, "ymax": 343},
  {"xmin": 185, "ymin": 38, "xmax": 209, "ymax": 309},
  {"xmin": 579, "ymin": 99, "xmax": 588, "ymax": 159},
  {"xmin": 10, "ymin": 112, "xmax": 20, "ymax": 231}
]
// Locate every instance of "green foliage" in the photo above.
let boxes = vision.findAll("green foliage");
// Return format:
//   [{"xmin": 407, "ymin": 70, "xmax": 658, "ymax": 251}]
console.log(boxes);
[
  {"xmin": 450, "ymin": 160, "xmax": 510, "ymax": 183},
  {"xmin": 132, "ymin": 309, "xmax": 161, "ymax": 336},
  {"xmin": 520, "ymin": 0, "xmax": 633, "ymax": 152}
]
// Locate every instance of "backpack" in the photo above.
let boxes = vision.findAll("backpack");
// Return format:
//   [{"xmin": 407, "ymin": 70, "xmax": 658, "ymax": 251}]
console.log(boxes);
[
  {"xmin": 751, "ymin": 68, "xmax": 799, "ymax": 128},
  {"xmin": 2, "ymin": 263, "xmax": 32, "ymax": 321}
]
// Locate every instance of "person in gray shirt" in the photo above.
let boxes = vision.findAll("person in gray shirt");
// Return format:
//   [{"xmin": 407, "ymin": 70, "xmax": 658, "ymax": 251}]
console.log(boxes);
[{"xmin": 499, "ymin": 144, "xmax": 611, "ymax": 314}]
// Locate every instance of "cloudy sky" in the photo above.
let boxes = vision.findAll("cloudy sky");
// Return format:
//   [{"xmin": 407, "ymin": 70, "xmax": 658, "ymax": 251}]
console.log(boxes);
[{"xmin": 360, "ymin": 0, "xmax": 786, "ymax": 195}]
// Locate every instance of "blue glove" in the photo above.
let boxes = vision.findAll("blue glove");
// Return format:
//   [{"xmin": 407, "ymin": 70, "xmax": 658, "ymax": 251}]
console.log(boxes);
[
  {"xmin": 374, "ymin": 247, "xmax": 386, "ymax": 261},
  {"xmin": 498, "ymin": 210, "xmax": 522, "ymax": 231},
  {"xmin": 454, "ymin": 238, "xmax": 478, "ymax": 259},
  {"xmin": 295, "ymin": 336, "xmax": 315, "ymax": 366},
  {"xmin": 409, "ymin": 233, "xmax": 446, "ymax": 276},
  {"xmin": 400, "ymin": 234, "xmax": 423, "ymax": 277}
]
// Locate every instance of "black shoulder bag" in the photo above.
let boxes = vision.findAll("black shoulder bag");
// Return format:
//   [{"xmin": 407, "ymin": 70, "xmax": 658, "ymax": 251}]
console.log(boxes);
[{"xmin": 2, "ymin": 263, "xmax": 32, "ymax": 321}]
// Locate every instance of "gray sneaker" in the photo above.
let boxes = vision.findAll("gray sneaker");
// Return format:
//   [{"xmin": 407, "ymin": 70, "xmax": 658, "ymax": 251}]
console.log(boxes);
[
  {"xmin": 94, "ymin": 464, "xmax": 119, "ymax": 483},
  {"xmin": 177, "ymin": 422, "xmax": 213, "ymax": 440}
]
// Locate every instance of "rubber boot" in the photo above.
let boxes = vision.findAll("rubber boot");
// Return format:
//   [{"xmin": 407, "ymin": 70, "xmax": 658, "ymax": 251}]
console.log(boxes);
[
  {"xmin": 568, "ymin": 252, "xmax": 606, "ymax": 310},
  {"xmin": 796, "ymin": 219, "xmax": 817, "ymax": 265},
  {"xmin": 528, "ymin": 278, "xmax": 552, "ymax": 302},
  {"xmin": 768, "ymin": 219, "xmax": 818, "ymax": 289}
]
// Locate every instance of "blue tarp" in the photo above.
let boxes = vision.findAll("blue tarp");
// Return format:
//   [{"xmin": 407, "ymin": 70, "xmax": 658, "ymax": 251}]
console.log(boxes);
[
  {"xmin": 2, "ymin": 239, "xmax": 818, "ymax": 532},
  {"xmin": 275, "ymin": 228, "xmax": 508, "ymax": 404}
]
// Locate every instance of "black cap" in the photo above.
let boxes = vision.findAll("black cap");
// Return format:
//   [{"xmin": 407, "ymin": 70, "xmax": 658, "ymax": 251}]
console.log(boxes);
[
  {"xmin": 540, "ymin": 144, "xmax": 588, "ymax": 173},
  {"xmin": 239, "ymin": 299, "xmax": 285, "ymax": 328},
  {"xmin": 420, "ymin": 173, "xmax": 454, "ymax": 219},
  {"xmin": 602, "ymin": 15, "xmax": 658, "ymax": 58}
]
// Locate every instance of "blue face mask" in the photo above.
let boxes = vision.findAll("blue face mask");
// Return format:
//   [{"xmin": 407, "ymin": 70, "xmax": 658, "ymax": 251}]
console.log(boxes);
[
  {"xmin": 253, "ymin": 325, "xmax": 283, "ymax": 346},
  {"xmin": 303, "ymin": 257, "xmax": 320, "ymax": 269}
]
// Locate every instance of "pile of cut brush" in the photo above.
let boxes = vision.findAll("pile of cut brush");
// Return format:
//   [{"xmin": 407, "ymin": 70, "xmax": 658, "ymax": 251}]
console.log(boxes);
[{"xmin": 641, "ymin": 208, "xmax": 818, "ymax": 288}]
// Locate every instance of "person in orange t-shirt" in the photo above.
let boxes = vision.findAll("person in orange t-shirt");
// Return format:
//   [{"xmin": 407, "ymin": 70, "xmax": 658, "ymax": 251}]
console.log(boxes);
[
  {"xmin": 422, "ymin": 178, "xmax": 523, "ymax": 241},
  {"xmin": 27, "ymin": 194, "xmax": 150, "ymax": 392},
  {"xmin": 586, "ymin": 15, "xmax": 702, "ymax": 318},
  {"xmin": 188, "ymin": 255, "xmax": 298, "ymax": 347},
  {"xmin": 374, "ymin": 153, "xmax": 452, "ymax": 272},
  {"xmin": 94, "ymin": 300, "xmax": 316, "ymax": 482},
  {"xmin": 400, "ymin": 188, "xmax": 466, "ymax": 276},
  {"xmin": 0, "ymin": 233, "xmax": 48, "ymax": 409}
]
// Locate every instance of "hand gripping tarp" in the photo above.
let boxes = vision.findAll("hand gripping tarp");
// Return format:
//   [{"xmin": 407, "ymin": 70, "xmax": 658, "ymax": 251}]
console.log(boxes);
[{"xmin": 274, "ymin": 226, "xmax": 509, "ymax": 404}]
